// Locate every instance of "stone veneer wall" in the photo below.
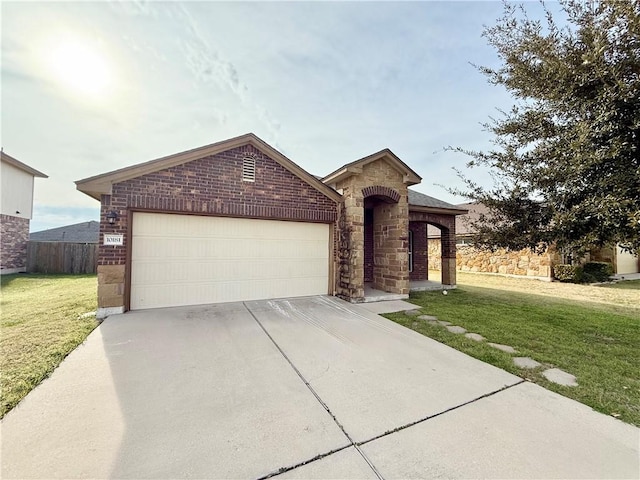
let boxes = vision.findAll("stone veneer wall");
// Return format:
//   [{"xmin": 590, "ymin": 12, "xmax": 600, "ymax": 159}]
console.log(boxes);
[
  {"xmin": 428, "ymin": 239, "xmax": 557, "ymax": 279},
  {"xmin": 372, "ymin": 197, "xmax": 409, "ymax": 293},
  {"xmin": 427, "ymin": 239, "xmax": 442, "ymax": 271},
  {"xmin": 98, "ymin": 144, "xmax": 339, "ymax": 312},
  {"xmin": 1, "ymin": 214, "xmax": 29, "ymax": 273},
  {"xmin": 335, "ymin": 159, "xmax": 410, "ymax": 300}
]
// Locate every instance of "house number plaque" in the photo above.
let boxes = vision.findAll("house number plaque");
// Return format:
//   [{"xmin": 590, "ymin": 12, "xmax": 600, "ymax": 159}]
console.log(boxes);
[{"xmin": 103, "ymin": 234, "xmax": 124, "ymax": 246}]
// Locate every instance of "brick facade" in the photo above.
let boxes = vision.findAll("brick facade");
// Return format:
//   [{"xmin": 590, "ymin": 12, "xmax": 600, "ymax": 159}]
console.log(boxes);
[
  {"xmin": 97, "ymin": 144, "xmax": 339, "ymax": 310},
  {"xmin": 409, "ymin": 222, "xmax": 428, "ymax": 280},
  {"xmin": 1, "ymin": 214, "xmax": 29, "ymax": 273},
  {"xmin": 83, "ymin": 136, "xmax": 463, "ymax": 314},
  {"xmin": 408, "ymin": 211, "xmax": 457, "ymax": 285}
]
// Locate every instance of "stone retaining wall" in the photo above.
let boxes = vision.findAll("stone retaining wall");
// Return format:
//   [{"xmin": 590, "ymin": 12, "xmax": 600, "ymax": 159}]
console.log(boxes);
[{"xmin": 428, "ymin": 239, "xmax": 558, "ymax": 279}]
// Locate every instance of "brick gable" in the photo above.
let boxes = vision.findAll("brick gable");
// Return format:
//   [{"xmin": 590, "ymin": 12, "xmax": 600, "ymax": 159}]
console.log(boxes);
[{"xmin": 99, "ymin": 145, "xmax": 338, "ymax": 266}]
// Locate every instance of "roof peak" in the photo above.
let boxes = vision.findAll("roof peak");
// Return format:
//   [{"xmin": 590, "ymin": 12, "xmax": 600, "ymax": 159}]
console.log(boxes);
[
  {"xmin": 322, "ymin": 148, "xmax": 421, "ymax": 186},
  {"xmin": 1, "ymin": 151, "xmax": 47, "ymax": 178}
]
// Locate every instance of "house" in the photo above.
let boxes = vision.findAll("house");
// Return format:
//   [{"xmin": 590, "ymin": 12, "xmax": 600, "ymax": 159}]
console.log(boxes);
[
  {"xmin": 30, "ymin": 221, "xmax": 100, "ymax": 243},
  {"xmin": 76, "ymin": 133, "xmax": 466, "ymax": 319},
  {"xmin": 452, "ymin": 202, "xmax": 558, "ymax": 279},
  {"xmin": 1, "ymin": 151, "xmax": 47, "ymax": 274},
  {"xmin": 426, "ymin": 202, "xmax": 559, "ymax": 279},
  {"xmin": 429, "ymin": 202, "xmax": 639, "ymax": 278},
  {"xmin": 589, "ymin": 244, "xmax": 640, "ymax": 276}
]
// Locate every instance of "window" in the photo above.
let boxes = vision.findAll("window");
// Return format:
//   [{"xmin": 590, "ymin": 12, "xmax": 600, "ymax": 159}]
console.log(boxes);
[
  {"xmin": 242, "ymin": 157, "xmax": 255, "ymax": 182},
  {"xmin": 456, "ymin": 236, "xmax": 473, "ymax": 246},
  {"xmin": 408, "ymin": 230, "xmax": 414, "ymax": 273}
]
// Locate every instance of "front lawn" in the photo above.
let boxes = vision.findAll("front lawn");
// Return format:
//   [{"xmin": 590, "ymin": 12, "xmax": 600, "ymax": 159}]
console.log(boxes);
[
  {"xmin": 386, "ymin": 275, "xmax": 639, "ymax": 426},
  {"xmin": 599, "ymin": 279, "xmax": 640, "ymax": 290},
  {"xmin": 1, "ymin": 274, "xmax": 98, "ymax": 418}
]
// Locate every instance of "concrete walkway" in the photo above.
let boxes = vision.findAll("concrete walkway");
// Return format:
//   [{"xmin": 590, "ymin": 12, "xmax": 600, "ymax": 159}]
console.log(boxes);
[{"xmin": 2, "ymin": 296, "xmax": 638, "ymax": 479}]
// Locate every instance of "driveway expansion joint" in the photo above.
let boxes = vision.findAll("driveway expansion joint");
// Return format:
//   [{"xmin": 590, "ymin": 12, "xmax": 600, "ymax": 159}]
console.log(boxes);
[
  {"xmin": 357, "ymin": 379, "xmax": 527, "ymax": 447},
  {"xmin": 254, "ymin": 445, "xmax": 352, "ymax": 480},
  {"xmin": 243, "ymin": 302, "xmax": 385, "ymax": 480}
]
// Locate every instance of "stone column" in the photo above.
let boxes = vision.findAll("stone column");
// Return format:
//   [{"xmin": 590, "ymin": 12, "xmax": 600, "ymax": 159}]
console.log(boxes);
[
  {"xmin": 338, "ymin": 180, "xmax": 365, "ymax": 300},
  {"xmin": 373, "ymin": 201, "xmax": 409, "ymax": 294},
  {"xmin": 441, "ymin": 227, "xmax": 457, "ymax": 286}
]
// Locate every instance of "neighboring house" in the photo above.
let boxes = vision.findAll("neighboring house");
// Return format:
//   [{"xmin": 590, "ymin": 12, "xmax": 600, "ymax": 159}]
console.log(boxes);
[
  {"xmin": 429, "ymin": 201, "xmax": 639, "ymax": 278},
  {"xmin": 30, "ymin": 221, "xmax": 99, "ymax": 243},
  {"xmin": 589, "ymin": 244, "xmax": 640, "ymax": 276},
  {"xmin": 76, "ymin": 133, "xmax": 466, "ymax": 318},
  {"xmin": 1, "ymin": 151, "xmax": 47, "ymax": 274},
  {"xmin": 452, "ymin": 202, "xmax": 558, "ymax": 279}
]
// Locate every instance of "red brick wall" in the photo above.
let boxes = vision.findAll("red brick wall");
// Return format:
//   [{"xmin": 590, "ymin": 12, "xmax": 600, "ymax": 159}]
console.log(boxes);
[
  {"xmin": 99, "ymin": 145, "xmax": 339, "ymax": 266},
  {"xmin": 1, "ymin": 214, "xmax": 29, "ymax": 272},
  {"xmin": 408, "ymin": 211, "xmax": 456, "ymax": 258},
  {"xmin": 409, "ymin": 221, "xmax": 428, "ymax": 280}
]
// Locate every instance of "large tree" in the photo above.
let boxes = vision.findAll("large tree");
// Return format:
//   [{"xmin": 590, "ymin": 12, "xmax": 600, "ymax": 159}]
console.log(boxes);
[{"xmin": 452, "ymin": 0, "xmax": 640, "ymax": 257}]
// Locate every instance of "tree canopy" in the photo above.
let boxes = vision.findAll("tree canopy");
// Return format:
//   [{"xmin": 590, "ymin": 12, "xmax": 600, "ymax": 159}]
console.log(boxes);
[{"xmin": 452, "ymin": 0, "xmax": 640, "ymax": 256}]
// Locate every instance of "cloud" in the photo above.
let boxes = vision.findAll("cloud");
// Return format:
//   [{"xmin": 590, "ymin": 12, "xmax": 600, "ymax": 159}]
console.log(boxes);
[
  {"xmin": 3, "ymin": 1, "xmax": 523, "ymax": 227},
  {"xmin": 30, "ymin": 205, "xmax": 100, "ymax": 233}
]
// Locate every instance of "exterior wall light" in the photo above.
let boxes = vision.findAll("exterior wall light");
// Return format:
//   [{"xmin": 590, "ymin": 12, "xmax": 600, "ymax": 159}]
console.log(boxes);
[{"xmin": 106, "ymin": 210, "xmax": 119, "ymax": 225}]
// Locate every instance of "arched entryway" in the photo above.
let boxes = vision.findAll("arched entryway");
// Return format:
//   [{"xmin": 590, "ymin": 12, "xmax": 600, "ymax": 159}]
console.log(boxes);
[
  {"xmin": 408, "ymin": 211, "xmax": 458, "ymax": 287},
  {"xmin": 363, "ymin": 186, "xmax": 406, "ymax": 293}
]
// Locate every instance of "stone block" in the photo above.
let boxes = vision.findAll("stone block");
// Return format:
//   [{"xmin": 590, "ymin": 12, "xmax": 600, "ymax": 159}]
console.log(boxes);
[
  {"xmin": 98, "ymin": 293, "xmax": 124, "ymax": 308},
  {"xmin": 513, "ymin": 357, "xmax": 542, "ymax": 369},
  {"xmin": 488, "ymin": 343, "xmax": 517, "ymax": 354},
  {"xmin": 542, "ymin": 368, "xmax": 578, "ymax": 386},
  {"xmin": 98, "ymin": 283, "xmax": 124, "ymax": 298},
  {"xmin": 446, "ymin": 326, "xmax": 467, "ymax": 334},
  {"xmin": 97, "ymin": 264, "xmax": 125, "ymax": 285},
  {"xmin": 465, "ymin": 333, "xmax": 485, "ymax": 342}
]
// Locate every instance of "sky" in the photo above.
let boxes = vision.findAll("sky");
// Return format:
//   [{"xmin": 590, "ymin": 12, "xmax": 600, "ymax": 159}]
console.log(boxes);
[{"xmin": 1, "ymin": 1, "xmax": 550, "ymax": 233}]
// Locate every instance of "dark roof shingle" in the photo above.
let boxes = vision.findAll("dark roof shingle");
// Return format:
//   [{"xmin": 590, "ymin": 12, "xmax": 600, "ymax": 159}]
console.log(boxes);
[
  {"xmin": 30, "ymin": 221, "xmax": 99, "ymax": 243},
  {"xmin": 408, "ymin": 189, "xmax": 463, "ymax": 211}
]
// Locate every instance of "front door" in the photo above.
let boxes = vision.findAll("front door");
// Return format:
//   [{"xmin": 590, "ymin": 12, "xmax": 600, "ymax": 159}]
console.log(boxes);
[{"xmin": 364, "ymin": 208, "xmax": 374, "ymax": 282}]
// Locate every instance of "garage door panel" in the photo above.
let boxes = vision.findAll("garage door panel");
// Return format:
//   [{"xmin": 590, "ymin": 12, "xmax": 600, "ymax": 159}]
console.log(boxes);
[
  {"xmin": 132, "ymin": 259, "xmax": 328, "ymax": 285},
  {"xmin": 131, "ymin": 213, "xmax": 330, "ymax": 309},
  {"xmin": 131, "ymin": 278, "xmax": 328, "ymax": 310}
]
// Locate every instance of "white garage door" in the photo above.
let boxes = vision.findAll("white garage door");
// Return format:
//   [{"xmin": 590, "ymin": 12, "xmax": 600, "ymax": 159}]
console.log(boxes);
[{"xmin": 130, "ymin": 212, "xmax": 330, "ymax": 310}]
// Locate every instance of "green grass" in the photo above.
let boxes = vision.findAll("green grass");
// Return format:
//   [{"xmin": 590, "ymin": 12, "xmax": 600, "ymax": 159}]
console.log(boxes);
[
  {"xmin": 598, "ymin": 279, "xmax": 640, "ymax": 290},
  {"xmin": 385, "ymin": 283, "xmax": 640, "ymax": 426},
  {"xmin": 1, "ymin": 274, "xmax": 98, "ymax": 418}
]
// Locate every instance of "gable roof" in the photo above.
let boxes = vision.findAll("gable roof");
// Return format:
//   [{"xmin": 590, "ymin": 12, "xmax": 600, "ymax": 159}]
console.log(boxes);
[
  {"xmin": 426, "ymin": 201, "xmax": 488, "ymax": 236},
  {"xmin": 455, "ymin": 202, "xmax": 491, "ymax": 235},
  {"xmin": 1, "ymin": 151, "xmax": 47, "ymax": 178},
  {"xmin": 408, "ymin": 189, "xmax": 468, "ymax": 215},
  {"xmin": 75, "ymin": 133, "xmax": 342, "ymax": 202},
  {"xmin": 322, "ymin": 149, "xmax": 422, "ymax": 186},
  {"xmin": 30, "ymin": 221, "xmax": 99, "ymax": 243}
]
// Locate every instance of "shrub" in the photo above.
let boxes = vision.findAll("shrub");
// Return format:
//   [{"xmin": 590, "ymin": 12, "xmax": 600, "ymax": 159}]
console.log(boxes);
[
  {"xmin": 583, "ymin": 262, "xmax": 614, "ymax": 282},
  {"xmin": 554, "ymin": 262, "xmax": 613, "ymax": 283},
  {"xmin": 554, "ymin": 264, "xmax": 580, "ymax": 282}
]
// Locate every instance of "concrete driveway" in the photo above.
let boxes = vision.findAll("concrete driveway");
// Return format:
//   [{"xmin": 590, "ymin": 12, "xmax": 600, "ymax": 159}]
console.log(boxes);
[{"xmin": 2, "ymin": 296, "xmax": 638, "ymax": 479}]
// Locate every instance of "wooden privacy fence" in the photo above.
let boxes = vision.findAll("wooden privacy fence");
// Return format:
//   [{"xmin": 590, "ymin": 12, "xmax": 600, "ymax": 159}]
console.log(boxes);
[{"xmin": 27, "ymin": 242, "xmax": 98, "ymax": 274}]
